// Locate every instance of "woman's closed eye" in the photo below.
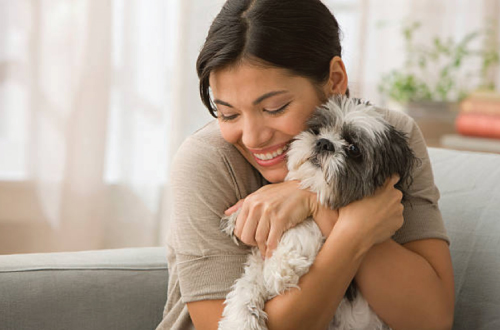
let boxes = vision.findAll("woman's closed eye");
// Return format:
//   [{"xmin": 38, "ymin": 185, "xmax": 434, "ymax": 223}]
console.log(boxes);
[
  {"xmin": 264, "ymin": 101, "xmax": 292, "ymax": 115},
  {"xmin": 219, "ymin": 101, "xmax": 292, "ymax": 122},
  {"xmin": 219, "ymin": 112, "xmax": 239, "ymax": 122}
]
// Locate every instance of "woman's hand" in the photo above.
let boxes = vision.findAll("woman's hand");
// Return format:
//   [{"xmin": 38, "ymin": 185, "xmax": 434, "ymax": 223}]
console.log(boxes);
[
  {"xmin": 335, "ymin": 175, "xmax": 404, "ymax": 249},
  {"xmin": 226, "ymin": 175, "xmax": 403, "ymax": 259},
  {"xmin": 225, "ymin": 180, "xmax": 326, "ymax": 259}
]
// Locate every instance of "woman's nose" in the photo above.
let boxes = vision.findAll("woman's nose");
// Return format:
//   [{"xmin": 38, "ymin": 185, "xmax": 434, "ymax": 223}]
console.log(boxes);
[{"xmin": 241, "ymin": 115, "xmax": 272, "ymax": 148}]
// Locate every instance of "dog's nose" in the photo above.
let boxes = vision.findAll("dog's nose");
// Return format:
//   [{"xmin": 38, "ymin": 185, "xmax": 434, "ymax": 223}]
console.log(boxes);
[{"xmin": 316, "ymin": 139, "xmax": 335, "ymax": 152}]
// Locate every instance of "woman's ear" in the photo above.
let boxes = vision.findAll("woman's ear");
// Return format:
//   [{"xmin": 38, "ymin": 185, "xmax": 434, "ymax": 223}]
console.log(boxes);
[{"xmin": 323, "ymin": 56, "xmax": 348, "ymax": 96}]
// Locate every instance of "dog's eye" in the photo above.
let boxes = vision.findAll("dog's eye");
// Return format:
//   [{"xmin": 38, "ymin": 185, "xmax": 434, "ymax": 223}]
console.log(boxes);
[
  {"xmin": 346, "ymin": 144, "xmax": 361, "ymax": 158},
  {"xmin": 310, "ymin": 127, "xmax": 320, "ymax": 135}
]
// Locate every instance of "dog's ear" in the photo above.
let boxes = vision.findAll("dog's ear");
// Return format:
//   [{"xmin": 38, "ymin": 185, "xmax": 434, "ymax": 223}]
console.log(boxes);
[
  {"xmin": 372, "ymin": 125, "xmax": 420, "ymax": 198},
  {"xmin": 385, "ymin": 126, "xmax": 420, "ymax": 195}
]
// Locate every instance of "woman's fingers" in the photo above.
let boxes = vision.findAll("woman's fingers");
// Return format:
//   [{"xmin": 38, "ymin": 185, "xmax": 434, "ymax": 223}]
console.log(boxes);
[
  {"xmin": 234, "ymin": 203, "xmax": 249, "ymax": 240},
  {"xmin": 233, "ymin": 198, "xmax": 286, "ymax": 258},
  {"xmin": 266, "ymin": 226, "xmax": 282, "ymax": 259},
  {"xmin": 387, "ymin": 175, "xmax": 404, "ymax": 206},
  {"xmin": 255, "ymin": 214, "xmax": 271, "ymax": 259},
  {"xmin": 389, "ymin": 174, "xmax": 400, "ymax": 187},
  {"xmin": 225, "ymin": 199, "xmax": 244, "ymax": 216},
  {"xmin": 239, "ymin": 205, "xmax": 262, "ymax": 247},
  {"xmin": 336, "ymin": 174, "xmax": 407, "ymax": 248},
  {"xmin": 228, "ymin": 180, "xmax": 318, "ymax": 257}
]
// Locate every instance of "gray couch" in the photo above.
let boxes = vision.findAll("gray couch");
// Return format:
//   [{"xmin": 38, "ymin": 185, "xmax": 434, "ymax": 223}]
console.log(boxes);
[{"xmin": 1, "ymin": 148, "xmax": 499, "ymax": 330}]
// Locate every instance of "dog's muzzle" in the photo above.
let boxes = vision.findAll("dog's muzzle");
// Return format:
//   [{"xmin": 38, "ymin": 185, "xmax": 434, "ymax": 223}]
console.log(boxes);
[{"xmin": 315, "ymin": 138, "xmax": 335, "ymax": 153}]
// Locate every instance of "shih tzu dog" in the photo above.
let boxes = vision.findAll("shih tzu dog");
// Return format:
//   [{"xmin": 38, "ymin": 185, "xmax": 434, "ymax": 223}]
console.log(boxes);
[{"xmin": 219, "ymin": 95, "xmax": 418, "ymax": 330}]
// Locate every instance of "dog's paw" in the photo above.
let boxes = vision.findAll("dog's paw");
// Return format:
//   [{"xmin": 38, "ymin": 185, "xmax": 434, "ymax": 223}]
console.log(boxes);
[{"xmin": 220, "ymin": 210, "xmax": 240, "ymax": 246}]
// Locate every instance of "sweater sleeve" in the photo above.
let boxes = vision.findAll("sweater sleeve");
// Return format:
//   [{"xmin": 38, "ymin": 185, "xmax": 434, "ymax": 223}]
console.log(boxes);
[{"xmin": 167, "ymin": 126, "xmax": 263, "ymax": 303}]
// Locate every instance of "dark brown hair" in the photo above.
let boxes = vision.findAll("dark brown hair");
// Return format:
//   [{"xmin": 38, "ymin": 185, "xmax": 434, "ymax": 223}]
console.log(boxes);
[{"xmin": 196, "ymin": 0, "xmax": 347, "ymax": 118}]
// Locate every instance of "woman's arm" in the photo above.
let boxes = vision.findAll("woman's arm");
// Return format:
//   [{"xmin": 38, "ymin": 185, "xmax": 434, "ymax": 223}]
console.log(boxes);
[
  {"xmin": 355, "ymin": 238, "xmax": 454, "ymax": 330},
  {"xmin": 187, "ymin": 300, "xmax": 225, "ymax": 330},
  {"xmin": 354, "ymin": 113, "xmax": 455, "ymax": 330}
]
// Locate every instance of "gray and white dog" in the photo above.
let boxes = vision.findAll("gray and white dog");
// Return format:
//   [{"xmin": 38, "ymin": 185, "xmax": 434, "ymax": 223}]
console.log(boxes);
[{"xmin": 219, "ymin": 95, "xmax": 418, "ymax": 330}]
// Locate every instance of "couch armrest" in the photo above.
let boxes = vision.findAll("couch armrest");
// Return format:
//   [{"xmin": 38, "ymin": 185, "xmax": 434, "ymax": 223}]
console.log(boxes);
[{"xmin": 0, "ymin": 247, "xmax": 168, "ymax": 330}]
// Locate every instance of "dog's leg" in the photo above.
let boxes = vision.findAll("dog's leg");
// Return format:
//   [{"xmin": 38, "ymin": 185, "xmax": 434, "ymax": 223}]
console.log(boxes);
[
  {"xmin": 220, "ymin": 209, "xmax": 269, "ymax": 329},
  {"xmin": 219, "ymin": 248, "xmax": 269, "ymax": 330},
  {"xmin": 263, "ymin": 219, "xmax": 324, "ymax": 298}
]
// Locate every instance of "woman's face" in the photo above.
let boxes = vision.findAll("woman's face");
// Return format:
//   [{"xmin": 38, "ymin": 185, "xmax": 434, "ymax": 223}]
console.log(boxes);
[{"xmin": 209, "ymin": 62, "xmax": 331, "ymax": 183}]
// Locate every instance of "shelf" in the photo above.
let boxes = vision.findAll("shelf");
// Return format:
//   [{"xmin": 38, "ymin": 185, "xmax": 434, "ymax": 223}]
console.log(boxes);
[{"xmin": 439, "ymin": 134, "xmax": 500, "ymax": 154}]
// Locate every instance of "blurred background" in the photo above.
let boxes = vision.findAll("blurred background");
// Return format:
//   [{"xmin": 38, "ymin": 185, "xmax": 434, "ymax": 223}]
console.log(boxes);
[{"xmin": 0, "ymin": 0, "xmax": 499, "ymax": 254}]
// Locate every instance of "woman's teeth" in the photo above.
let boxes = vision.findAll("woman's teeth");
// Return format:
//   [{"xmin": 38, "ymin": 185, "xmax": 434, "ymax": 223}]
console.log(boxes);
[{"xmin": 254, "ymin": 145, "xmax": 288, "ymax": 161}]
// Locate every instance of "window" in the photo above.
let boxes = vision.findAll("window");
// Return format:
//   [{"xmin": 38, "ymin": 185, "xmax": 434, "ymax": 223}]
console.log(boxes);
[{"xmin": 0, "ymin": 1, "xmax": 31, "ymax": 181}]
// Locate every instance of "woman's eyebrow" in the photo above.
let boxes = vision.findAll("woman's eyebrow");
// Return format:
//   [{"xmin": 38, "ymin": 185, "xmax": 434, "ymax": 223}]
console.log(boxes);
[
  {"xmin": 252, "ymin": 90, "xmax": 288, "ymax": 105},
  {"xmin": 213, "ymin": 90, "xmax": 289, "ymax": 108},
  {"xmin": 213, "ymin": 99, "xmax": 233, "ymax": 108}
]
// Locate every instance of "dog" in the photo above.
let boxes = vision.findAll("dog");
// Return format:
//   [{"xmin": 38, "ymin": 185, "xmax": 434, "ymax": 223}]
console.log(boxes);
[{"xmin": 219, "ymin": 95, "xmax": 418, "ymax": 330}]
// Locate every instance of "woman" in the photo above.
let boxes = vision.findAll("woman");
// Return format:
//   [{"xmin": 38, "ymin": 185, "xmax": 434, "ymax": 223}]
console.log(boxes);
[{"xmin": 157, "ymin": 1, "xmax": 454, "ymax": 329}]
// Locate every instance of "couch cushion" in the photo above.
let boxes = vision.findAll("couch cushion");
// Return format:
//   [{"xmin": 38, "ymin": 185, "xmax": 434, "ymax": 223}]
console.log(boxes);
[
  {"xmin": 429, "ymin": 148, "xmax": 500, "ymax": 330},
  {"xmin": 0, "ymin": 247, "xmax": 168, "ymax": 330}
]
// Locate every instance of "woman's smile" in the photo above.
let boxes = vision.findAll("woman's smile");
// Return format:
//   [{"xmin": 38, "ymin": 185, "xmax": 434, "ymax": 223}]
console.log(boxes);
[{"xmin": 248, "ymin": 142, "xmax": 290, "ymax": 167}]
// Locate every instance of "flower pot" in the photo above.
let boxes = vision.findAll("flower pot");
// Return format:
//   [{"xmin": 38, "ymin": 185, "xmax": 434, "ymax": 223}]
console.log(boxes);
[{"xmin": 406, "ymin": 101, "xmax": 459, "ymax": 147}]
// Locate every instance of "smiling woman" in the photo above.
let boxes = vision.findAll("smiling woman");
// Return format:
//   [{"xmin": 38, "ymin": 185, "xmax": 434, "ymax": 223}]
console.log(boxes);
[{"xmin": 157, "ymin": 1, "xmax": 454, "ymax": 330}]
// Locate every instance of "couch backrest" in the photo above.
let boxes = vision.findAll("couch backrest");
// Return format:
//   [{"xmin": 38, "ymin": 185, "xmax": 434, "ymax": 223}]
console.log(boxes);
[
  {"xmin": 0, "ymin": 247, "xmax": 169, "ymax": 330},
  {"xmin": 429, "ymin": 148, "xmax": 500, "ymax": 330}
]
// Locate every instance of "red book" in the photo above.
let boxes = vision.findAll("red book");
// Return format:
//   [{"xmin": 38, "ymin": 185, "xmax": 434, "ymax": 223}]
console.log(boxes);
[{"xmin": 455, "ymin": 113, "xmax": 500, "ymax": 139}]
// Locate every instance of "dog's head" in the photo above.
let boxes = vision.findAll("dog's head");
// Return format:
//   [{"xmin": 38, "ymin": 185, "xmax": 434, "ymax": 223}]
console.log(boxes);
[{"xmin": 286, "ymin": 95, "xmax": 419, "ymax": 209}]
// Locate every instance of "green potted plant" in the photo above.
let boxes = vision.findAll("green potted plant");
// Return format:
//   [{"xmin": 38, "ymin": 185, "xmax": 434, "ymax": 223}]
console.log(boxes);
[
  {"xmin": 378, "ymin": 20, "xmax": 499, "ymax": 113},
  {"xmin": 378, "ymin": 20, "xmax": 499, "ymax": 146}
]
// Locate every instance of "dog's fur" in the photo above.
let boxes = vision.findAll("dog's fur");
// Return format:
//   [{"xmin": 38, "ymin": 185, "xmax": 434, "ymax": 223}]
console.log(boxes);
[{"xmin": 219, "ymin": 95, "xmax": 418, "ymax": 330}]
